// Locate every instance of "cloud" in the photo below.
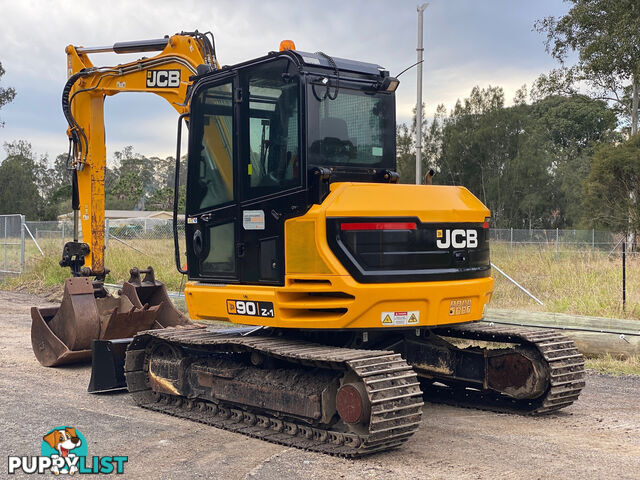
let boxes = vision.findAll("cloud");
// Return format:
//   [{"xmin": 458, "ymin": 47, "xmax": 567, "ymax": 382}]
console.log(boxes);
[{"xmin": 0, "ymin": 0, "xmax": 570, "ymax": 160}]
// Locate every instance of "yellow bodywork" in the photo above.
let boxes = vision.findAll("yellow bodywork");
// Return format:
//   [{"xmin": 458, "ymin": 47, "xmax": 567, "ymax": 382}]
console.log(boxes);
[
  {"xmin": 66, "ymin": 35, "xmax": 493, "ymax": 331},
  {"xmin": 185, "ymin": 182, "xmax": 494, "ymax": 330}
]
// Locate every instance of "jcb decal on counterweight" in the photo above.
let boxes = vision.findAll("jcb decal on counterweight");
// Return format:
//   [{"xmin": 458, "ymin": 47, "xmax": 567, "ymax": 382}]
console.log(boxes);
[{"xmin": 436, "ymin": 229, "xmax": 478, "ymax": 249}]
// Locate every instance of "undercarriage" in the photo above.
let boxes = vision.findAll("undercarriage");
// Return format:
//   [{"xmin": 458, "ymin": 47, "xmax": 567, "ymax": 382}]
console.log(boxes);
[{"xmin": 125, "ymin": 322, "xmax": 585, "ymax": 456}]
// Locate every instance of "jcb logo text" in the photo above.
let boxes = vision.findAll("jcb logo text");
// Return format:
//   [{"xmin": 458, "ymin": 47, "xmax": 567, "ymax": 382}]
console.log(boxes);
[
  {"xmin": 436, "ymin": 229, "xmax": 478, "ymax": 249},
  {"xmin": 146, "ymin": 70, "xmax": 180, "ymax": 88}
]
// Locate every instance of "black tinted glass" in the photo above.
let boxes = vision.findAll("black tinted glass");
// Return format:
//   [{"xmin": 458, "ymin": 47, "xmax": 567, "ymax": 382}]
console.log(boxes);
[
  {"xmin": 246, "ymin": 60, "xmax": 300, "ymax": 199},
  {"xmin": 188, "ymin": 82, "xmax": 234, "ymax": 212},
  {"xmin": 307, "ymin": 88, "xmax": 395, "ymax": 168}
]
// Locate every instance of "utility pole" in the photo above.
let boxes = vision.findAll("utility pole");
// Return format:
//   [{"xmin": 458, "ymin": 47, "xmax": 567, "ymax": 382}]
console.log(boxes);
[{"xmin": 415, "ymin": 3, "xmax": 429, "ymax": 184}]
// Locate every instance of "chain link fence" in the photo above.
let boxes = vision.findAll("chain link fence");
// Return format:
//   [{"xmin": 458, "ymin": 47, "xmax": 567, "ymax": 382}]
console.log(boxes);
[
  {"xmin": 0, "ymin": 214, "xmax": 25, "ymax": 274},
  {"xmin": 4, "ymin": 216, "xmax": 632, "ymax": 274},
  {"xmin": 22, "ymin": 218, "xmax": 184, "ymax": 267},
  {"xmin": 26, "ymin": 218, "xmax": 183, "ymax": 246},
  {"xmin": 22, "ymin": 221, "xmax": 626, "ymax": 247},
  {"xmin": 492, "ymin": 228, "xmax": 622, "ymax": 254}
]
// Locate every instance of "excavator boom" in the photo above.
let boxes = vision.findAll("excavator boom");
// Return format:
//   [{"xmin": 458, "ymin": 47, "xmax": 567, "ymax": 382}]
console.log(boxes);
[
  {"xmin": 62, "ymin": 32, "xmax": 216, "ymax": 276},
  {"xmin": 31, "ymin": 32, "xmax": 216, "ymax": 371}
]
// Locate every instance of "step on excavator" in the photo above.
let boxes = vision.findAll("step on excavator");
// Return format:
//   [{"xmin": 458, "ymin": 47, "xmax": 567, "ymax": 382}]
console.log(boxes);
[{"xmin": 31, "ymin": 30, "xmax": 585, "ymax": 456}]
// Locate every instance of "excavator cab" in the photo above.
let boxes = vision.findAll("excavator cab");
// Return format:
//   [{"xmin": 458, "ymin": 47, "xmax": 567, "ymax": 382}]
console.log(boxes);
[{"xmin": 181, "ymin": 50, "xmax": 399, "ymax": 287}]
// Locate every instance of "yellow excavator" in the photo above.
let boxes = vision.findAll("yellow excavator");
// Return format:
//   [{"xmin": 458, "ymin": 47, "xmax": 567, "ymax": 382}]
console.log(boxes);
[{"xmin": 31, "ymin": 31, "xmax": 585, "ymax": 456}]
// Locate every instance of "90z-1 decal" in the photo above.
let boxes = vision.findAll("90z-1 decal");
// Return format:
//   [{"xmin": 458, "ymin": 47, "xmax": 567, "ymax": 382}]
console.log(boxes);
[{"xmin": 227, "ymin": 300, "xmax": 274, "ymax": 317}]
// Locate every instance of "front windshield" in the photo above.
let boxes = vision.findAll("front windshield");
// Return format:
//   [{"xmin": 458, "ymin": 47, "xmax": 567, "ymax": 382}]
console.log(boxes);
[{"xmin": 307, "ymin": 87, "xmax": 395, "ymax": 169}]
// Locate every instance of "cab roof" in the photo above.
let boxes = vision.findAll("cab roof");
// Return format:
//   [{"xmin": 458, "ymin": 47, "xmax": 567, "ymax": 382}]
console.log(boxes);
[{"xmin": 290, "ymin": 51, "xmax": 385, "ymax": 76}]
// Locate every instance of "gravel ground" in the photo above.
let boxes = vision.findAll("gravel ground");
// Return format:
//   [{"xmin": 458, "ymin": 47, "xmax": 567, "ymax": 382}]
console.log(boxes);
[{"xmin": 1, "ymin": 290, "xmax": 639, "ymax": 479}]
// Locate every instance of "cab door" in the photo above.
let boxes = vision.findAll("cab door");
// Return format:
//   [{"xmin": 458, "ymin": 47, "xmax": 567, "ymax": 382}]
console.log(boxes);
[
  {"xmin": 185, "ymin": 77, "xmax": 240, "ymax": 282},
  {"xmin": 236, "ymin": 58, "xmax": 305, "ymax": 285}
]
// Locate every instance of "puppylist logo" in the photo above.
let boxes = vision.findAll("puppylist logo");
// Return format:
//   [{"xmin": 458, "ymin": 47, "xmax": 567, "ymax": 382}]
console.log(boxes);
[{"xmin": 8, "ymin": 426, "xmax": 127, "ymax": 475}]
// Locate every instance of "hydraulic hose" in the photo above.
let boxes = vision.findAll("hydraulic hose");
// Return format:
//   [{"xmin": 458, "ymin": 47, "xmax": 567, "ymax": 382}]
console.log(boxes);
[{"xmin": 62, "ymin": 71, "xmax": 90, "ymax": 166}]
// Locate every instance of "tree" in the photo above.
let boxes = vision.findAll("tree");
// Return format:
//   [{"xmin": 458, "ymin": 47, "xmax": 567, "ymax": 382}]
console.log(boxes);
[
  {"xmin": 0, "ymin": 62, "xmax": 16, "ymax": 127},
  {"xmin": 397, "ymin": 103, "xmax": 447, "ymax": 185},
  {"xmin": 395, "ymin": 123, "xmax": 415, "ymax": 182},
  {"xmin": 531, "ymin": 94, "xmax": 618, "ymax": 226},
  {"xmin": 583, "ymin": 134, "xmax": 640, "ymax": 236},
  {"xmin": 36, "ymin": 153, "xmax": 74, "ymax": 218},
  {"xmin": 147, "ymin": 185, "xmax": 186, "ymax": 211},
  {"xmin": 535, "ymin": 0, "xmax": 640, "ymax": 134},
  {"xmin": 431, "ymin": 86, "xmax": 617, "ymax": 228},
  {"xmin": 0, "ymin": 141, "xmax": 43, "ymax": 218},
  {"xmin": 435, "ymin": 86, "xmax": 522, "ymax": 224},
  {"xmin": 107, "ymin": 147, "xmax": 152, "ymax": 209},
  {"xmin": 105, "ymin": 147, "xmax": 187, "ymax": 211}
]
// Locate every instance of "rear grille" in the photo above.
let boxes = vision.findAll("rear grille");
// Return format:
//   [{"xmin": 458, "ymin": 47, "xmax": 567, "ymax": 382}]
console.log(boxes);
[
  {"xmin": 276, "ymin": 289, "xmax": 355, "ymax": 321},
  {"xmin": 327, "ymin": 218, "xmax": 491, "ymax": 283}
]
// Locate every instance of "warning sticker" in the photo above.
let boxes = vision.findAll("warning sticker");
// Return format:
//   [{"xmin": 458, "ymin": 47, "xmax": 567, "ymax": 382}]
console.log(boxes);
[{"xmin": 381, "ymin": 310, "xmax": 420, "ymax": 326}]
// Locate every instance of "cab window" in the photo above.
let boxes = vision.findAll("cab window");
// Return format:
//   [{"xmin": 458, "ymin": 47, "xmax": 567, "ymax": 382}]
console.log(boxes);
[
  {"xmin": 246, "ymin": 60, "xmax": 300, "ymax": 199},
  {"xmin": 188, "ymin": 82, "xmax": 234, "ymax": 212}
]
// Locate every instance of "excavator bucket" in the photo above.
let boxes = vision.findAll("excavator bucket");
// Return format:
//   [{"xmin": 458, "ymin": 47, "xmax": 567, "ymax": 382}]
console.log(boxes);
[
  {"xmin": 120, "ymin": 267, "xmax": 190, "ymax": 328},
  {"xmin": 31, "ymin": 267, "xmax": 190, "ymax": 373},
  {"xmin": 31, "ymin": 277, "xmax": 101, "ymax": 367}
]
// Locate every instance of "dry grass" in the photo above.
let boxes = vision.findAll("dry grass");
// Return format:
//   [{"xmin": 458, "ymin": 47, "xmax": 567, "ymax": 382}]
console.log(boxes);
[
  {"xmin": 491, "ymin": 243, "xmax": 640, "ymax": 320},
  {"xmin": 585, "ymin": 354, "xmax": 640, "ymax": 376},
  {"xmin": 1, "ymin": 237, "xmax": 185, "ymax": 294},
  {"xmin": 2, "ymin": 238, "xmax": 639, "ymax": 375},
  {"xmin": 3, "ymin": 238, "xmax": 640, "ymax": 320}
]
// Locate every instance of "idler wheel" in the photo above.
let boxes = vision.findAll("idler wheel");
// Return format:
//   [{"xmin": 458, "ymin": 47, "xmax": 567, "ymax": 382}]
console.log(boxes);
[{"xmin": 336, "ymin": 383, "xmax": 370, "ymax": 425}]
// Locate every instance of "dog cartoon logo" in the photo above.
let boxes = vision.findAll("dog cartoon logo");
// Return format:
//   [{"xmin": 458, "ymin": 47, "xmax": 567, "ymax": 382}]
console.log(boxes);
[
  {"xmin": 8, "ymin": 426, "xmax": 127, "ymax": 475},
  {"xmin": 41, "ymin": 427, "xmax": 86, "ymax": 475}
]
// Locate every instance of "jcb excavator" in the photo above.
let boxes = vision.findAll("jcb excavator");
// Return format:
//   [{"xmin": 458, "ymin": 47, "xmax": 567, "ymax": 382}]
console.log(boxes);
[{"xmin": 31, "ymin": 31, "xmax": 585, "ymax": 456}]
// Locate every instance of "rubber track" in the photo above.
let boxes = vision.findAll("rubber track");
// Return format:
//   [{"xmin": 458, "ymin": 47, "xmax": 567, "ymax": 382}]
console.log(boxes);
[
  {"xmin": 424, "ymin": 322, "xmax": 586, "ymax": 414},
  {"xmin": 125, "ymin": 326, "xmax": 424, "ymax": 457}
]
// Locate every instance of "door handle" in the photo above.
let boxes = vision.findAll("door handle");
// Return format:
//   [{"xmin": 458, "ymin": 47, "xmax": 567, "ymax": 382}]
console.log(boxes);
[
  {"xmin": 201, "ymin": 213, "xmax": 212, "ymax": 222},
  {"xmin": 235, "ymin": 243, "xmax": 246, "ymax": 258}
]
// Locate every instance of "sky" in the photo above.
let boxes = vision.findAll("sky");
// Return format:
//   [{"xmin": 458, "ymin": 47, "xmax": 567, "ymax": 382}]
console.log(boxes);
[{"xmin": 0, "ymin": 0, "xmax": 571, "ymax": 163}]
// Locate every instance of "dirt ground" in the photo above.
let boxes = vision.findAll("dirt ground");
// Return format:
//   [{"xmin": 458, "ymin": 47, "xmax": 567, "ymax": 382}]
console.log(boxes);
[{"xmin": 1, "ymin": 290, "xmax": 639, "ymax": 480}]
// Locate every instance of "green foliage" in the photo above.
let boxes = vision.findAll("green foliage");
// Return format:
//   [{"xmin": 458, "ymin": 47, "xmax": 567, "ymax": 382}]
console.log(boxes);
[
  {"xmin": 400, "ymin": 86, "xmax": 618, "ymax": 228},
  {"xmin": 0, "ymin": 141, "xmax": 70, "ymax": 220},
  {"xmin": 395, "ymin": 123, "xmax": 415, "ymax": 182},
  {"xmin": 146, "ymin": 185, "xmax": 185, "ymax": 211},
  {"xmin": 582, "ymin": 134, "xmax": 640, "ymax": 234},
  {"xmin": 0, "ymin": 141, "xmax": 185, "ymax": 220},
  {"xmin": 396, "ymin": 103, "xmax": 446, "ymax": 184},
  {"xmin": 105, "ymin": 146, "xmax": 184, "ymax": 211},
  {"xmin": 0, "ymin": 141, "xmax": 42, "ymax": 218},
  {"xmin": 0, "ymin": 61, "xmax": 16, "ymax": 128},
  {"xmin": 535, "ymin": 0, "xmax": 640, "ymax": 132},
  {"xmin": 109, "ymin": 171, "xmax": 145, "ymax": 209}
]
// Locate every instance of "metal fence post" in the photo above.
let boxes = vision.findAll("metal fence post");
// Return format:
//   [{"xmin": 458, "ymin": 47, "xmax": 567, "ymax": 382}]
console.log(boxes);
[
  {"xmin": 105, "ymin": 218, "xmax": 109, "ymax": 248},
  {"xmin": 592, "ymin": 228, "xmax": 595, "ymax": 249},
  {"xmin": 62, "ymin": 221, "xmax": 66, "ymax": 249},
  {"xmin": 20, "ymin": 215, "xmax": 25, "ymax": 274},
  {"xmin": 622, "ymin": 240, "xmax": 627, "ymax": 312},
  {"xmin": 555, "ymin": 228, "xmax": 559, "ymax": 260},
  {"xmin": 510, "ymin": 227, "xmax": 513, "ymax": 253},
  {"xmin": 3, "ymin": 215, "xmax": 6, "ymax": 272}
]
